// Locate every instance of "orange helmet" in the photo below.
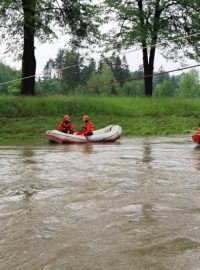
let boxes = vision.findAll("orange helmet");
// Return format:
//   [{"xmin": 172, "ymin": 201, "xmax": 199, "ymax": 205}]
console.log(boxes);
[
  {"xmin": 83, "ymin": 115, "xmax": 89, "ymax": 121},
  {"xmin": 63, "ymin": 115, "xmax": 70, "ymax": 121}
]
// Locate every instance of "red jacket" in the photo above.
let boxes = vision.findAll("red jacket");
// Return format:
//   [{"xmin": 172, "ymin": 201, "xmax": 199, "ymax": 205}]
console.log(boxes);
[
  {"xmin": 77, "ymin": 121, "xmax": 94, "ymax": 135},
  {"xmin": 57, "ymin": 121, "xmax": 74, "ymax": 134}
]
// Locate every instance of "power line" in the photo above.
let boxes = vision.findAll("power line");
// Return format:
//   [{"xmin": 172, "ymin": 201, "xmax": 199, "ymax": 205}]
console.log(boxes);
[
  {"xmin": 80, "ymin": 64, "xmax": 200, "ymax": 91},
  {"xmin": 0, "ymin": 64, "xmax": 79, "ymax": 86},
  {"xmin": 55, "ymin": 32, "xmax": 200, "ymax": 72},
  {"xmin": 0, "ymin": 32, "xmax": 200, "ymax": 86},
  {"xmin": 58, "ymin": 31, "xmax": 200, "ymax": 71}
]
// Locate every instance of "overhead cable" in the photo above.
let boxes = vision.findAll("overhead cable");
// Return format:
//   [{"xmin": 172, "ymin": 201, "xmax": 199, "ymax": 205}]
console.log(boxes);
[{"xmin": 0, "ymin": 32, "xmax": 200, "ymax": 86}]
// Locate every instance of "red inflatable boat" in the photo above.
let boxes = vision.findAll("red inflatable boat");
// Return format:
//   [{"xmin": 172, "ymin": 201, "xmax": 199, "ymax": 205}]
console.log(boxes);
[{"xmin": 192, "ymin": 128, "xmax": 200, "ymax": 144}]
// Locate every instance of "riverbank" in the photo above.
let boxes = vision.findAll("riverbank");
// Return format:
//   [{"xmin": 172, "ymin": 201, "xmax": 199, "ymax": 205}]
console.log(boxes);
[{"xmin": 0, "ymin": 96, "xmax": 199, "ymax": 143}]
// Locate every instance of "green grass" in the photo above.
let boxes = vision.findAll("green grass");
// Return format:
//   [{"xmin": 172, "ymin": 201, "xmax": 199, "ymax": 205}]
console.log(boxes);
[
  {"xmin": 1, "ymin": 95, "xmax": 200, "ymax": 117},
  {"xmin": 0, "ymin": 95, "xmax": 199, "ymax": 143}
]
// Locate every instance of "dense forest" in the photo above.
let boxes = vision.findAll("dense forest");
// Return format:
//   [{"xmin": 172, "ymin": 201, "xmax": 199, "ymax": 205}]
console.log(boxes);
[{"xmin": 0, "ymin": 49, "xmax": 200, "ymax": 97}]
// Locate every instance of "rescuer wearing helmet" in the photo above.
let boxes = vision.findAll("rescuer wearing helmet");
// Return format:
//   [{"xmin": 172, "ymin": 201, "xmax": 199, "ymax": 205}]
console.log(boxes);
[
  {"xmin": 76, "ymin": 115, "xmax": 94, "ymax": 136},
  {"xmin": 57, "ymin": 115, "xmax": 74, "ymax": 134}
]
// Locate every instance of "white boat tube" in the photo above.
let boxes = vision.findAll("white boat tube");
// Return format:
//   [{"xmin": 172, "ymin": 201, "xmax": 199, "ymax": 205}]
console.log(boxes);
[{"xmin": 45, "ymin": 125, "xmax": 122, "ymax": 143}]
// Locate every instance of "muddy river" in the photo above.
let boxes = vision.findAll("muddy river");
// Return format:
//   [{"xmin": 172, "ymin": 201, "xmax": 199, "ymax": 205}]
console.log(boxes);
[{"xmin": 0, "ymin": 136, "xmax": 200, "ymax": 270}]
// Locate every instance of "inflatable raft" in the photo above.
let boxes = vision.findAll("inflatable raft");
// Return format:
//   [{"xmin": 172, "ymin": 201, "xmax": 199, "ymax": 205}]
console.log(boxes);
[
  {"xmin": 192, "ymin": 128, "xmax": 200, "ymax": 145},
  {"xmin": 45, "ymin": 125, "xmax": 122, "ymax": 143}
]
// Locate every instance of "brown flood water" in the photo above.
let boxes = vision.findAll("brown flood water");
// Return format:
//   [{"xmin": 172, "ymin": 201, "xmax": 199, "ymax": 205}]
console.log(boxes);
[{"xmin": 0, "ymin": 136, "xmax": 200, "ymax": 270}]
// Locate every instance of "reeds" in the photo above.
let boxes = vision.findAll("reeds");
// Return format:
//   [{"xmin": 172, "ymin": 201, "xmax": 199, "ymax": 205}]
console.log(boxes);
[{"xmin": 0, "ymin": 95, "xmax": 200, "ymax": 117}]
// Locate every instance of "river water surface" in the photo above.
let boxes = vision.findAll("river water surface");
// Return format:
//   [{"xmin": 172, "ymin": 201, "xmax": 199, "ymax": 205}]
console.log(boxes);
[{"xmin": 1, "ymin": 136, "xmax": 200, "ymax": 270}]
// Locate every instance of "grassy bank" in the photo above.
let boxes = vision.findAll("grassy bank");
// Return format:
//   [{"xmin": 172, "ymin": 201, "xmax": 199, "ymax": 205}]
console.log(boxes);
[{"xmin": 0, "ymin": 95, "xmax": 199, "ymax": 143}]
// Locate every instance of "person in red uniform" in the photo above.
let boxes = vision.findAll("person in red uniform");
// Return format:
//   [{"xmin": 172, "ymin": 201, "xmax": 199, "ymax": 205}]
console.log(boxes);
[
  {"xmin": 76, "ymin": 115, "xmax": 94, "ymax": 136},
  {"xmin": 57, "ymin": 115, "xmax": 74, "ymax": 134}
]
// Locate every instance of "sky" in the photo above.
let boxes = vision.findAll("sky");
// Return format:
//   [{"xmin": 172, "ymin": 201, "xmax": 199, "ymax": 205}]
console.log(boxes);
[{"xmin": 0, "ymin": 34, "xmax": 199, "ymax": 78}]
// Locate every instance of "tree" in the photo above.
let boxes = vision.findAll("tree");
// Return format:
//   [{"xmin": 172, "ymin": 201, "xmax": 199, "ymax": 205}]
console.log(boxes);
[
  {"xmin": 87, "ymin": 63, "xmax": 116, "ymax": 95},
  {"xmin": 98, "ymin": 53, "xmax": 130, "ymax": 88},
  {"xmin": 102, "ymin": 0, "xmax": 200, "ymax": 96},
  {"xmin": 108, "ymin": 54, "xmax": 123, "ymax": 83},
  {"xmin": 42, "ymin": 49, "xmax": 97, "ymax": 94},
  {"xmin": 36, "ymin": 79, "xmax": 61, "ymax": 95},
  {"xmin": 43, "ymin": 59, "xmax": 55, "ymax": 80},
  {"xmin": 110, "ymin": 54, "xmax": 130, "ymax": 85},
  {"xmin": 80, "ymin": 58, "xmax": 96, "ymax": 85},
  {"xmin": 7, "ymin": 71, "xmax": 21, "ymax": 95},
  {"xmin": 121, "ymin": 55, "xmax": 130, "ymax": 81},
  {"xmin": 178, "ymin": 69, "xmax": 200, "ymax": 97},
  {"xmin": 54, "ymin": 49, "xmax": 65, "ymax": 79},
  {"xmin": 0, "ymin": 0, "xmax": 99, "ymax": 95},
  {"xmin": 61, "ymin": 51, "xmax": 83, "ymax": 93},
  {"xmin": 0, "ymin": 62, "xmax": 19, "ymax": 95},
  {"xmin": 153, "ymin": 66, "xmax": 170, "ymax": 86},
  {"xmin": 153, "ymin": 80, "xmax": 176, "ymax": 97}
]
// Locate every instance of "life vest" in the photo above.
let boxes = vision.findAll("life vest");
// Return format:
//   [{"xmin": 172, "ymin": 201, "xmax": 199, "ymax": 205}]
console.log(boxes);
[
  {"xmin": 192, "ymin": 128, "xmax": 200, "ymax": 143},
  {"xmin": 57, "ymin": 121, "xmax": 74, "ymax": 134},
  {"xmin": 83, "ymin": 121, "xmax": 94, "ymax": 135},
  {"xmin": 76, "ymin": 121, "xmax": 94, "ymax": 135}
]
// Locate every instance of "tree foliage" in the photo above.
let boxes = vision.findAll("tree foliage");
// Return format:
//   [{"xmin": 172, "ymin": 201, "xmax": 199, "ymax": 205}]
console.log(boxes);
[
  {"xmin": 0, "ymin": 62, "xmax": 20, "ymax": 95},
  {"xmin": 42, "ymin": 49, "xmax": 96, "ymax": 94},
  {"xmin": 0, "ymin": 0, "xmax": 100, "ymax": 95},
  {"xmin": 86, "ymin": 63, "xmax": 116, "ymax": 95},
  {"xmin": 178, "ymin": 69, "xmax": 200, "ymax": 98},
  {"xmin": 106, "ymin": 54, "xmax": 130, "ymax": 85},
  {"xmin": 153, "ymin": 80, "xmax": 177, "ymax": 97},
  {"xmin": 40, "ymin": 48, "xmax": 200, "ymax": 97},
  {"xmin": 102, "ymin": 0, "xmax": 200, "ymax": 96}
]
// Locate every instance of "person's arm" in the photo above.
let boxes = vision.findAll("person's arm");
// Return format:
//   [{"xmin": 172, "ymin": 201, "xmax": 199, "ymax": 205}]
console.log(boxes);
[
  {"xmin": 57, "ymin": 121, "xmax": 63, "ymax": 131},
  {"xmin": 69, "ymin": 123, "xmax": 74, "ymax": 134}
]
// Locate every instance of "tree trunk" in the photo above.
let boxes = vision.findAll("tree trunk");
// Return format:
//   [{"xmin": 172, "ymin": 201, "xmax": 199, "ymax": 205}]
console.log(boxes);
[
  {"xmin": 143, "ymin": 65, "xmax": 154, "ymax": 97},
  {"xmin": 21, "ymin": 0, "xmax": 36, "ymax": 96},
  {"xmin": 143, "ymin": 47, "xmax": 155, "ymax": 97},
  {"xmin": 138, "ymin": 0, "xmax": 161, "ymax": 96},
  {"xmin": 142, "ymin": 46, "xmax": 154, "ymax": 97}
]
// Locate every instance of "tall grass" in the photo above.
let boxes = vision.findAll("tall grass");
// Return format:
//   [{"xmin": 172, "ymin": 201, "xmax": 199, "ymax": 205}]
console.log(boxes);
[
  {"xmin": 0, "ymin": 95, "xmax": 200, "ymax": 117},
  {"xmin": 1, "ymin": 95, "xmax": 200, "ymax": 142}
]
